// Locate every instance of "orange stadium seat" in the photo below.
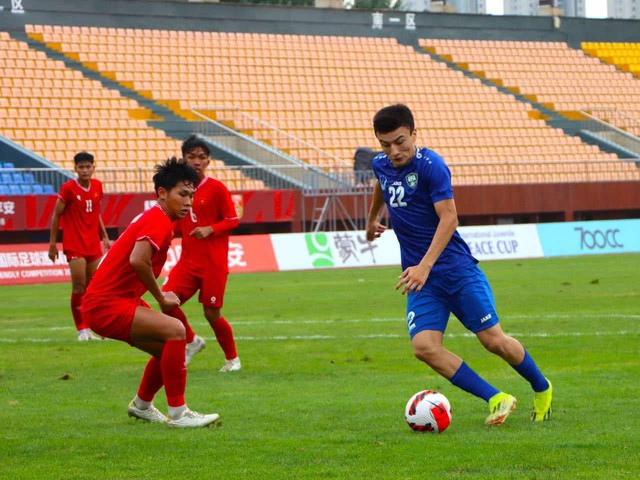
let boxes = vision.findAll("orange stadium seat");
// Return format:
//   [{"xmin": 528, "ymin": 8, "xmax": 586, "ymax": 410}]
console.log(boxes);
[{"xmin": 6, "ymin": 26, "xmax": 639, "ymax": 186}]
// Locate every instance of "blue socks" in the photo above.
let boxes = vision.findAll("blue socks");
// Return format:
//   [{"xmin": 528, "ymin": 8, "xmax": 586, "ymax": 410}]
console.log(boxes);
[
  {"xmin": 511, "ymin": 350, "xmax": 549, "ymax": 392},
  {"xmin": 450, "ymin": 361, "xmax": 500, "ymax": 402}
]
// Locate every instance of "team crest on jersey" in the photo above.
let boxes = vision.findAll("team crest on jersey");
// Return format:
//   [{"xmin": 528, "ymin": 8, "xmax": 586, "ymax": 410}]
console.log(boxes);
[
  {"xmin": 379, "ymin": 175, "xmax": 388, "ymax": 190},
  {"xmin": 405, "ymin": 172, "xmax": 418, "ymax": 189}
]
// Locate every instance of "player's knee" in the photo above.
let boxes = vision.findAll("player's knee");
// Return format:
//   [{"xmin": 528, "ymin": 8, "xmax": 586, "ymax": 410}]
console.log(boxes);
[
  {"xmin": 481, "ymin": 335, "xmax": 509, "ymax": 356},
  {"xmin": 204, "ymin": 310, "xmax": 221, "ymax": 324},
  {"xmin": 413, "ymin": 343, "xmax": 441, "ymax": 365},
  {"xmin": 166, "ymin": 321, "xmax": 186, "ymax": 340}
]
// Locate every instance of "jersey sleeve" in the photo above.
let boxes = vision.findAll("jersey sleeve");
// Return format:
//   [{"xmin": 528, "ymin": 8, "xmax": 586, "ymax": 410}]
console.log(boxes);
[
  {"xmin": 58, "ymin": 182, "xmax": 72, "ymax": 204},
  {"xmin": 426, "ymin": 154, "xmax": 454, "ymax": 204},
  {"xmin": 212, "ymin": 183, "xmax": 239, "ymax": 233},
  {"xmin": 97, "ymin": 180, "xmax": 104, "ymax": 202},
  {"xmin": 136, "ymin": 215, "xmax": 171, "ymax": 252}
]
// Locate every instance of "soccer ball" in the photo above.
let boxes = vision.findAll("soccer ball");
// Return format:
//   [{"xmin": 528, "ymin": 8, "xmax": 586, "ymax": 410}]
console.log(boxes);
[{"xmin": 405, "ymin": 390, "xmax": 452, "ymax": 433}]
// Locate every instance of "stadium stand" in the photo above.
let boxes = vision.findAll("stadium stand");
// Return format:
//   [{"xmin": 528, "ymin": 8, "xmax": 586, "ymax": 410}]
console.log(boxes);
[
  {"xmin": 23, "ymin": 25, "xmax": 639, "ymax": 185},
  {"xmin": 0, "ymin": 159, "xmax": 54, "ymax": 194},
  {"xmin": 0, "ymin": 30, "xmax": 262, "ymax": 193},
  {"xmin": 582, "ymin": 42, "xmax": 640, "ymax": 137}
]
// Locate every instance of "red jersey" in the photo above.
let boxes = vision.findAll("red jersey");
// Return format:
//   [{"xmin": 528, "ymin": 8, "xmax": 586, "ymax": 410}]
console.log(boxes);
[
  {"xmin": 58, "ymin": 178, "xmax": 104, "ymax": 256},
  {"xmin": 175, "ymin": 176, "xmax": 239, "ymax": 272},
  {"xmin": 85, "ymin": 204, "xmax": 174, "ymax": 300}
]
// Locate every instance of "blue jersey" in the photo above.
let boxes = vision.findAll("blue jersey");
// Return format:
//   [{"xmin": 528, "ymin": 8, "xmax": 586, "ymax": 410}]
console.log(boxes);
[{"xmin": 372, "ymin": 147, "xmax": 477, "ymax": 274}]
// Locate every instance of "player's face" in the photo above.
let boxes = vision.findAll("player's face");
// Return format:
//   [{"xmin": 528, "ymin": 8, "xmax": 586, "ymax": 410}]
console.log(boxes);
[
  {"xmin": 74, "ymin": 161, "xmax": 95, "ymax": 181},
  {"xmin": 158, "ymin": 180, "xmax": 195, "ymax": 221},
  {"xmin": 376, "ymin": 126, "xmax": 417, "ymax": 168},
  {"xmin": 183, "ymin": 147, "xmax": 210, "ymax": 180}
]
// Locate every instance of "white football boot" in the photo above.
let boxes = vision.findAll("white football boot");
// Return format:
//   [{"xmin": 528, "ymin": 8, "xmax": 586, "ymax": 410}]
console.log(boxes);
[
  {"xmin": 219, "ymin": 357, "xmax": 242, "ymax": 373},
  {"xmin": 167, "ymin": 409, "xmax": 220, "ymax": 428},
  {"xmin": 127, "ymin": 401, "xmax": 168, "ymax": 423},
  {"xmin": 185, "ymin": 335, "xmax": 206, "ymax": 366}
]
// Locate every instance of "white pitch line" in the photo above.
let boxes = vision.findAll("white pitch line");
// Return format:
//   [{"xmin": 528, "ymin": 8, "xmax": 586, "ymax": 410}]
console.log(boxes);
[
  {"xmin": 2, "ymin": 313, "xmax": 639, "ymax": 334},
  {"xmin": 0, "ymin": 330, "xmax": 635, "ymax": 344}
]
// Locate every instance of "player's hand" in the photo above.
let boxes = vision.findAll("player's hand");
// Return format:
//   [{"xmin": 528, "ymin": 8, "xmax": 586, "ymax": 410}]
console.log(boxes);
[
  {"xmin": 366, "ymin": 222, "xmax": 386, "ymax": 242},
  {"xmin": 103, "ymin": 237, "xmax": 111, "ymax": 250},
  {"xmin": 189, "ymin": 226, "xmax": 214, "ymax": 240},
  {"xmin": 48, "ymin": 244, "xmax": 58, "ymax": 263},
  {"xmin": 159, "ymin": 291, "xmax": 181, "ymax": 309},
  {"xmin": 395, "ymin": 264, "xmax": 430, "ymax": 295}
]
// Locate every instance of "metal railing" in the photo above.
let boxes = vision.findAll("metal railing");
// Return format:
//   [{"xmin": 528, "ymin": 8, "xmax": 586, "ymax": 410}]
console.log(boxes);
[
  {"xmin": 580, "ymin": 107, "xmax": 640, "ymax": 158},
  {"xmin": 0, "ymin": 159, "xmax": 638, "ymax": 195},
  {"xmin": 191, "ymin": 106, "xmax": 353, "ymax": 190}
]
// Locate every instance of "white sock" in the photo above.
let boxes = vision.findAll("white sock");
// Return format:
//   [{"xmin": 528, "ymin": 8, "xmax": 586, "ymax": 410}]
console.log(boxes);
[
  {"xmin": 168, "ymin": 404, "xmax": 187, "ymax": 420},
  {"xmin": 134, "ymin": 395, "xmax": 152, "ymax": 410}
]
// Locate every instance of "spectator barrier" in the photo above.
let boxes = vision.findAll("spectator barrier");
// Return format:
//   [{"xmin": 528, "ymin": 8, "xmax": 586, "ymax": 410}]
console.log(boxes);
[{"xmin": 1, "ymin": 219, "xmax": 638, "ymax": 286}]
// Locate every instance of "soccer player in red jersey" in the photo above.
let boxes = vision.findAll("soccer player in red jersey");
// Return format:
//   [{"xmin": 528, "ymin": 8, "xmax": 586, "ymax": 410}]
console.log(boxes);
[
  {"xmin": 162, "ymin": 135, "xmax": 241, "ymax": 372},
  {"xmin": 48, "ymin": 152, "xmax": 110, "ymax": 341},
  {"xmin": 81, "ymin": 158, "xmax": 220, "ymax": 428}
]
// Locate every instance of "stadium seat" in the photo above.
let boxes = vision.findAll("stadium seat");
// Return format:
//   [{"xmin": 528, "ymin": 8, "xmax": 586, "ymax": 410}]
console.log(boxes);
[
  {"xmin": 19, "ymin": 184, "xmax": 31, "ymax": 194},
  {"xmin": 0, "ymin": 184, "xmax": 8, "ymax": 195},
  {"xmin": 1, "ymin": 162, "xmax": 14, "ymax": 169},
  {"xmin": 1, "ymin": 172, "xmax": 12, "ymax": 183},
  {"xmin": 9, "ymin": 184, "xmax": 21, "ymax": 194},
  {"xmin": 32, "ymin": 184, "xmax": 44, "ymax": 194},
  {"xmin": 42, "ymin": 184, "xmax": 56, "ymax": 194},
  {"xmin": 22, "ymin": 172, "xmax": 35, "ymax": 184}
]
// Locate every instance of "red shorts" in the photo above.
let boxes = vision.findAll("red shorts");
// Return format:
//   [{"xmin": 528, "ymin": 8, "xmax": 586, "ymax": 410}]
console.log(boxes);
[
  {"xmin": 81, "ymin": 295, "xmax": 150, "ymax": 345},
  {"xmin": 163, "ymin": 261, "xmax": 228, "ymax": 308},
  {"xmin": 64, "ymin": 250, "xmax": 103, "ymax": 264}
]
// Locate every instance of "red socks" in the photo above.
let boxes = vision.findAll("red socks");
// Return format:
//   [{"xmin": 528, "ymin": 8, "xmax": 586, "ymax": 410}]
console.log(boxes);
[
  {"xmin": 212, "ymin": 316, "xmax": 237, "ymax": 360},
  {"xmin": 70, "ymin": 292, "xmax": 88, "ymax": 331},
  {"xmin": 165, "ymin": 306, "xmax": 195, "ymax": 343},
  {"xmin": 137, "ymin": 357, "xmax": 163, "ymax": 402},
  {"xmin": 160, "ymin": 339, "xmax": 187, "ymax": 407}
]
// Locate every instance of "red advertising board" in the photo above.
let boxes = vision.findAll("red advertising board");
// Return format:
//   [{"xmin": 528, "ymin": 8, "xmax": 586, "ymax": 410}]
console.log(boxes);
[
  {"xmin": 0, "ymin": 235, "xmax": 279, "ymax": 286},
  {"xmin": 0, "ymin": 190, "xmax": 297, "ymax": 232},
  {"xmin": 0, "ymin": 243, "xmax": 71, "ymax": 285}
]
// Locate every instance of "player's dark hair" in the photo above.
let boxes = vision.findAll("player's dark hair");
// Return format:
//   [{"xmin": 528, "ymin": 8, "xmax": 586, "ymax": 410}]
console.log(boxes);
[
  {"xmin": 373, "ymin": 104, "xmax": 415, "ymax": 134},
  {"xmin": 73, "ymin": 151, "xmax": 94, "ymax": 164},
  {"xmin": 153, "ymin": 157, "xmax": 199, "ymax": 196},
  {"xmin": 181, "ymin": 134, "xmax": 210, "ymax": 157}
]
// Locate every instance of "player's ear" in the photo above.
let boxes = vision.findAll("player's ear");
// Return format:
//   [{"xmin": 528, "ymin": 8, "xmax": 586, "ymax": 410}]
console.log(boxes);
[{"xmin": 156, "ymin": 186, "xmax": 168, "ymax": 200}]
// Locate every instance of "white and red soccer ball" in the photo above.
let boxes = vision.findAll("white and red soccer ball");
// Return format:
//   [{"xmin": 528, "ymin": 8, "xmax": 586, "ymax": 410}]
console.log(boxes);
[{"xmin": 405, "ymin": 390, "xmax": 452, "ymax": 433}]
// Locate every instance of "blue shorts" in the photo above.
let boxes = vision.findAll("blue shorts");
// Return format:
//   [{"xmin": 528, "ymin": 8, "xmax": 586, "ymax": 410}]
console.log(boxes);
[{"xmin": 406, "ymin": 264, "xmax": 499, "ymax": 338}]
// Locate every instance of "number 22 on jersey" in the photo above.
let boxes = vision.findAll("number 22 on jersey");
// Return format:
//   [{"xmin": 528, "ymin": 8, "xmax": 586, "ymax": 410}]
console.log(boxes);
[{"xmin": 388, "ymin": 185, "xmax": 407, "ymax": 208}]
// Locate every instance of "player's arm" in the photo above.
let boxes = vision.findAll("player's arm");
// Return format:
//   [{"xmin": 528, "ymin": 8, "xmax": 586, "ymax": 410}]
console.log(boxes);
[
  {"xmin": 396, "ymin": 198, "xmax": 458, "ymax": 295},
  {"xmin": 365, "ymin": 180, "xmax": 387, "ymax": 241},
  {"xmin": 129, "ymin": 240, "xmax": 179, "ymax": 309},
  {"xmin": 48, "ymin": 198, "xmax": 66, "ymax": 262},
  {"xmin": 98, "ymin": 215, "xmax": 111, "ymax": 250},
  {"xmin": 189, "ymin": 188, "xmax": 240, "ymax": 239}
]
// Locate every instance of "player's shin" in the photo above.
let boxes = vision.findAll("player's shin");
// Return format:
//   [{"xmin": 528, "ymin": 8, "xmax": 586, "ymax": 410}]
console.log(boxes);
[{"xmin": 160, "ymin": 339, "xmax": 187, "ymax": 407}]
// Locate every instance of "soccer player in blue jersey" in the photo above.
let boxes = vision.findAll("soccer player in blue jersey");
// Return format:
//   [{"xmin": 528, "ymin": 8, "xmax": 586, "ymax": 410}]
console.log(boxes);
[{"xmin": 365, "ymin": 104, "xmax": 552, "ymax": 425}]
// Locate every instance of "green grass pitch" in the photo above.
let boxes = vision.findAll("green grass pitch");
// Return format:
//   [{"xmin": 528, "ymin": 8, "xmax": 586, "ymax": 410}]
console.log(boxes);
[{"xmin": 1, "ymin": 254, "xmax": 638, "ymax": 479}]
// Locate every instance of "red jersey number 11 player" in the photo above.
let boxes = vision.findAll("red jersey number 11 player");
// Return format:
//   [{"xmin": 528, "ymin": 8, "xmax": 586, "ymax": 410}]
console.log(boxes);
[
  {"xmin": 48, "ymin": 152, "xmax": 110, "ymax": 341},
  {"xmin": 162, "ymin": 135, "xmax": 241, "ymax": 372}
]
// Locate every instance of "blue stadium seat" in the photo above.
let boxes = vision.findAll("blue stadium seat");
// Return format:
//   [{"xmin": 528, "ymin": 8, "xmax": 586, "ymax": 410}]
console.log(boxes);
[
  {"xmin": 42, "ymin": 184, "xmax": 56, "ymax": 194},
  {"xmin": 2, "ymin": 162, "xmax": 15, "ymax": 169},
  {"xmin": 19, "ymin": 184, "xmax": 32, "ymax": 194},
  {"xmin": 32, "ymin": 184, "xmax": 44, "ymax": 194},
  {"xmin": 0, "ymin": 185, "xmax": 9, "ymax": 195},
  {"xmin": 13, "ymin": 172, "xmax": 25, "ymax": 184},
  {"xmin": 9, "ymin": 184, "xmax": 21, "ymax": 195},
  {"xmin": 1, "ymin": 172, "xmax": 12, "ymax": 184},
  {"xmin": 23, "ymin": 172, "xmax": 35, "ymax": 184}
]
